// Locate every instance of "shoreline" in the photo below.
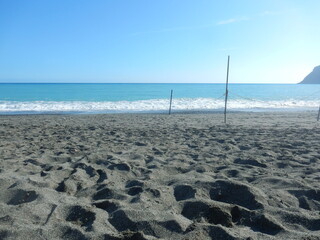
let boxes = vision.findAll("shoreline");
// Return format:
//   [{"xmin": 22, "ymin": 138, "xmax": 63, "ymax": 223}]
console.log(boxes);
[{"xmin": 0, "ymin": 108, "xmax": 319, "ymax": 116}]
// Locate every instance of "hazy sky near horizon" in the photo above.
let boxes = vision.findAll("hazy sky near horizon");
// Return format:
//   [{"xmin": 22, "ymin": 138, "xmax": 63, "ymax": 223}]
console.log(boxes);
[{"xmin": 0, "ymin": 0, "xmax": 319, "ymax": 83}]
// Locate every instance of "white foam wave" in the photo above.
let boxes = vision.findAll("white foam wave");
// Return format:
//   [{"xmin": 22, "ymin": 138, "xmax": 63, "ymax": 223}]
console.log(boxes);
[{"xmin": 0, "ymin": 98, "xmax": 319, "ymax": 113}]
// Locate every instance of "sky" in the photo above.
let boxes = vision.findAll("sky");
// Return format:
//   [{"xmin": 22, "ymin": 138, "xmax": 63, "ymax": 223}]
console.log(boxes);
[{"xmin": 0, "ymin": 0, "xmax": 319, "ymax": 83}]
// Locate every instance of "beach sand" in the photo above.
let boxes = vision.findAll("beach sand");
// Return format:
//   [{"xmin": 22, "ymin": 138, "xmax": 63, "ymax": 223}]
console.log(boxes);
[{"xmin": 0, "ymin": 112, "xmax": 320, "ymax": 240}]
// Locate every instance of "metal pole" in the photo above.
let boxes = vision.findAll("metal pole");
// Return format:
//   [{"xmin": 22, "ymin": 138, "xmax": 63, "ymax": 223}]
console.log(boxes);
[
  {"xmin": 317, "ymin": 105, "xmax": 320, "ymax": 121},
  {"xmin": 224, "ymin": 56, "xmax": 230, "ymax": 124},
  {"xmin": 169, "ymin": 90, "xmax": 173, "ymax": 115}
]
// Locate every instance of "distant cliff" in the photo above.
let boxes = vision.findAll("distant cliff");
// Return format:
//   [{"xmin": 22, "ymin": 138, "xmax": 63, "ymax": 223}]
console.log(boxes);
[{"xmin": 300, "ymin": 66, "xmax": 320, "ymax": 84}]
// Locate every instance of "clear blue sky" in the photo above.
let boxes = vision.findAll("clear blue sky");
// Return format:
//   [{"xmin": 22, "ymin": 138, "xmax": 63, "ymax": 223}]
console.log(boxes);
[{"xmin": 0, "ymin": 0, "xmax": 319, "ymax": 83}]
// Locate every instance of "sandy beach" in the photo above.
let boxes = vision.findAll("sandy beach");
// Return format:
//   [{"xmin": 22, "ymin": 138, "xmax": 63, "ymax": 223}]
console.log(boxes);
[{"xmin": 0, "ymin": 112, "xmax": 320, "ymax": 240}]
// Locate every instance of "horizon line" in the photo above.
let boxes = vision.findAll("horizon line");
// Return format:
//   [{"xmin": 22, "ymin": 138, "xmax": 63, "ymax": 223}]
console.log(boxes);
[{"xmin": 0, "ymin": 82, "xmax": 299, "ymax": 84}]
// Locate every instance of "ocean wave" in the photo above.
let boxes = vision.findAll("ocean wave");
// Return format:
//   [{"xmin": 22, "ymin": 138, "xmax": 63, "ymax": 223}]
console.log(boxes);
[{"xmin": 0, "ymin": 98, "xmax": 319, "ymax": 113}]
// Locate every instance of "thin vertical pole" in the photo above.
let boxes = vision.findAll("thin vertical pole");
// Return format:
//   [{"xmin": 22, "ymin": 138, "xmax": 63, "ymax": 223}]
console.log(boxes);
[
  {"xmin": 317, "ymin": 105, "xmax": 320, "ymax": 121},
  {"xmin": 169, "ymin": 90, "xmax": 173, "ymax": 115},
  {"xmin": 224, "ymin": 55, "xmax": 230, "ymax": 124}
]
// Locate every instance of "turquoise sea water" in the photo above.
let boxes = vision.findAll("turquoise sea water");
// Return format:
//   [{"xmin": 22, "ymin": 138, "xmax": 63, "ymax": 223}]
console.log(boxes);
[{"xmin": 0, "ymin": 83, "xmax": 320, "ymax": 114}]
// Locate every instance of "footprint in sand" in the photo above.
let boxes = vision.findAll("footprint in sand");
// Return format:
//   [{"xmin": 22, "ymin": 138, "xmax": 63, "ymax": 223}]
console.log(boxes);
[
  {"xmin": 108, "ymin": 163, "xmax": 130, "ymax": 171},
  {"xmin": 209, "ymin": 180, "xmax": 264, "ymax": 210},
  {"xmin": 181, "ymin": 201, "xmax": 233, "ymax": 227},
  {"xmin": 65, "ymin": 205, "xmax": 96, "ymax": 231},
  {"xmin": 174, "ymin": 185, "xmax": 196, "ymax": 201},
  {"xmin": 7, "ymin": 189, "xmax": 38, "ymax": 205}
]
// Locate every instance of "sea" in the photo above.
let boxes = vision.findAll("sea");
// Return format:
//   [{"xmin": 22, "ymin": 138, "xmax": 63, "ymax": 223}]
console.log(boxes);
[{"xmin": 0, "ymin": 83, "xmax": 320, "ymax": 114}]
